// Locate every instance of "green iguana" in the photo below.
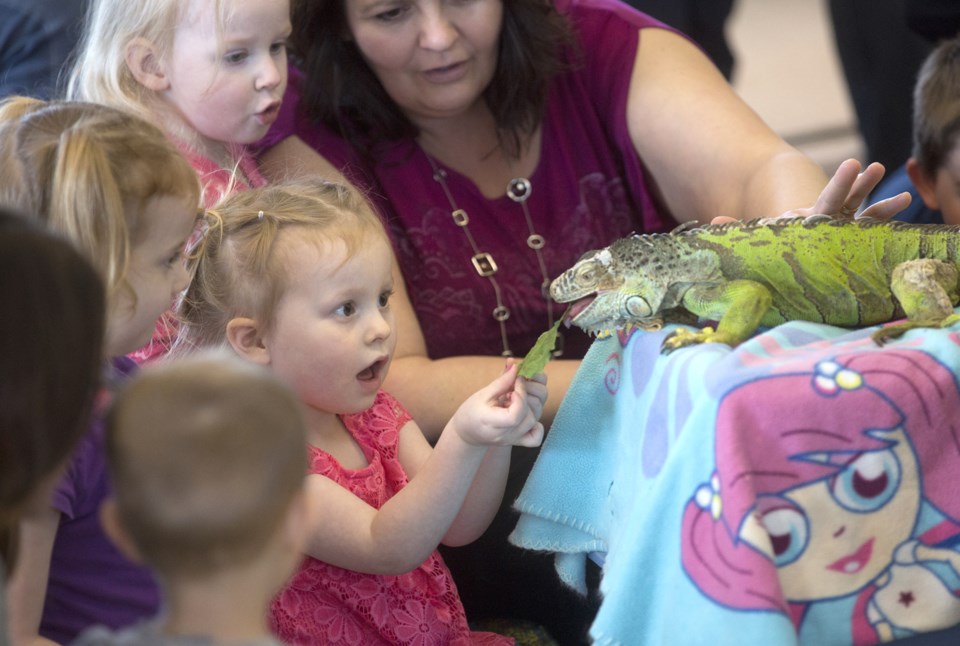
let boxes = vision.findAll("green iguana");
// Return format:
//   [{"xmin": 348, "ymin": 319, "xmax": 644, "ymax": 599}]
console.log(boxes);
[{"xmin": 549, "ymin": 216, "xmax": 960, "ymax": 351}]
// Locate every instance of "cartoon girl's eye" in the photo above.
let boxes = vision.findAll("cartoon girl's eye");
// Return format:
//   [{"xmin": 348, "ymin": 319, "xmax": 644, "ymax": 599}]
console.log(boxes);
[
  {"xmin": 830, "ymin": 449, "xmax": 900, "ymax": 513},
  {"xmin": 759, "ymin": 504, "xmax": 809, "ymax": 567}
]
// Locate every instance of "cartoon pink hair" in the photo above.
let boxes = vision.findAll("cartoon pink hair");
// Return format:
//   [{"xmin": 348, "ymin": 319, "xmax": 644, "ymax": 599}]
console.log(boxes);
[{"xmin": 681, "ymin": 348, "xmax": 960, "ymax": 614}]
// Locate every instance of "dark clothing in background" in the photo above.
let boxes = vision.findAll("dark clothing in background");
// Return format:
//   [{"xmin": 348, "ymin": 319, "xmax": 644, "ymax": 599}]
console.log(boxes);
[
  {"xmin": 0, "ymin": 0, "xmax": 88, "ymax": 99},
  {"xmin": 827, "ymin": 0, "xmax": 931, "ymax": 173},
  {"xmin": 621, "ymin": 0, "xmax": 736, "ymax": 80}
]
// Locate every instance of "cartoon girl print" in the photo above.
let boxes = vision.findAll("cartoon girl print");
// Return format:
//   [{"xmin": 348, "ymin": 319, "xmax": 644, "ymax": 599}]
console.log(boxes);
[{"xmin": 681, "ymin": 349, "xmax": 960, "ymax": 643}]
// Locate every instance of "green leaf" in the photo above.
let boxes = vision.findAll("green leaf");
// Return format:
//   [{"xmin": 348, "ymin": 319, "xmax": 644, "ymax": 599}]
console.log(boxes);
[{"xmin": 518, "ymin": 320, "xmax": 563, "ymax": 379}]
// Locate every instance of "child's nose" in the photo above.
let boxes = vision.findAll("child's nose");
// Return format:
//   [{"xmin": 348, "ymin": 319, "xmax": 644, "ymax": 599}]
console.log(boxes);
[
  {"xmin": 255, "ymin": 58, "xmax": 283, "ymax": 91},
  {"xmin": 366, "ymin": 311, "xmax": 392, "ymax": 344}
]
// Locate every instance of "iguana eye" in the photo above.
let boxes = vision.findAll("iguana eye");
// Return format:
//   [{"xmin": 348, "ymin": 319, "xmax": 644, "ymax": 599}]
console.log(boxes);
[
  {"xmin": 624, "ymin": 295, "xmax": 651, "ymax": 318},
  {"xmin": 576, "ymin": 263, "xmax": 598, "ymax": 285}
]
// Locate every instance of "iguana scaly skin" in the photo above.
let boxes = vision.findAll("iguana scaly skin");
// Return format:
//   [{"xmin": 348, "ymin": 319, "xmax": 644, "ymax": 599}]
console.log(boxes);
[{"xmin": 550, "ymin": 216, "xmax": 960, "ymax": 351}]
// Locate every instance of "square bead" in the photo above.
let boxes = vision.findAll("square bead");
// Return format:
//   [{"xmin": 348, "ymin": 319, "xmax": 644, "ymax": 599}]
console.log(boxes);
[{"xmin": 471, "ymin": 252, "xmax": 498, "ymax": 277}]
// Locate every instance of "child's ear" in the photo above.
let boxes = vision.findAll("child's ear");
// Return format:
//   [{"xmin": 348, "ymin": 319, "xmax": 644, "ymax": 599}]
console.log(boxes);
[
  {"xmin": 226, "ymin": 317, "xmax": 271, "ymax": 365},
  {"xmin": 99, "ymin": 498, "xmax": 144, "ymax": 564},
  {"xmin": 906, "ymin": 157, "xmax": 941, "ymax": 210},
  {"xmin": 124, "ymin": 37, "xmax": 169, "ymax": 91}
]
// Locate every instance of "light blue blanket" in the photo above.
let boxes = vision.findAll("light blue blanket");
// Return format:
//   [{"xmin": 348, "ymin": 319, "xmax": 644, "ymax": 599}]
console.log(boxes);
[{"xmin": 510, "ymin": 319, "xmax": 960, "ymax": 645}]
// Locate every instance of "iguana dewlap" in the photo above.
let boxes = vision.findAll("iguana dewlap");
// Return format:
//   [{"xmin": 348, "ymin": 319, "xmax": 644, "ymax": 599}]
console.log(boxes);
[{"xmin": 549, "ymin": 216, "xmax": 960, "ymax": 351}]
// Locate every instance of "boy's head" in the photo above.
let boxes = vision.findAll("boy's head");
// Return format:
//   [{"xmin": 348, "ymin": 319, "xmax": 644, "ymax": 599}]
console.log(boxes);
[
  {"xmin": 907, "ymin": 35, "xmax": 960, "ymax": 225},
  {"xmin": 103, "ymin": 353, "xmax": 307, "ymax": 580}
]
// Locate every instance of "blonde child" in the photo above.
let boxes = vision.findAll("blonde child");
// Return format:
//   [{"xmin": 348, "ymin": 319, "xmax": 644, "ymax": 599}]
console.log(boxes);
[
  {"xmin": 0, "ymin": 96, "xmax": 201, "ymax": 644},
  {"xmin": 180, "ymin": 179, "xmax": 546, "ymax": 644},
  {"xmin": 67, "ymin": 0, "xmax": 291, "ymax": 205},
  {"xmin": 66, "ymin": 0, "xmax": 343, "ymax": 364},
  {"xmin": 73, "ymin": 354, "xmax": 310, "ymax": 646}
]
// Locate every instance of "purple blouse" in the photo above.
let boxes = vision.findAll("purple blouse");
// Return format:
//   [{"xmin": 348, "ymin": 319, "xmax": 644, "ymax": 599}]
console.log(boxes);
[
  {"xmin": 262, "ymin": 0, "xmax": 677, "ymax": 359},
  {"xmin": 42, "ymin": 357, "xmax": 160, "ymax": 643}
]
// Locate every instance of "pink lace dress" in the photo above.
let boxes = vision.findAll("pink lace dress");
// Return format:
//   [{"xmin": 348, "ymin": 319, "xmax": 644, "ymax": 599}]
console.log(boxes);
[{"xmin": 270, "ymin": 391, "xmax": 512, "ymax": 646}]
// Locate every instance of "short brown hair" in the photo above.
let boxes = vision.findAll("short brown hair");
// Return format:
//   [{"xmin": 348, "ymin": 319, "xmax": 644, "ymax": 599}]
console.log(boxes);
[
  {"xmin": 105, "ymin": 353, "xmax": 307, "ymax": 577},
  {"xmin": 912, "ymin": 35, "xmax": 960, "ymax": 176}
]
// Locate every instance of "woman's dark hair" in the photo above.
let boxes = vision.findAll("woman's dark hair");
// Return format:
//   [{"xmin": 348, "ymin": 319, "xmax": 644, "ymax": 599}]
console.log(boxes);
[
  {"xmin": 290, "ymin": 0, "xmax": 575, "ymax": 157},
  {"xmin": 0, "ymin": 207, "xmax": 105, "ymax": 567}
]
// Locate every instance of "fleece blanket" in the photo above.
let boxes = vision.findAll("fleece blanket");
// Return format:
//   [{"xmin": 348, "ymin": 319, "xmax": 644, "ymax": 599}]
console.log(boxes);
[{"xmin": 509, "ymin": 317, "xmax": 960, "ymax": 645}]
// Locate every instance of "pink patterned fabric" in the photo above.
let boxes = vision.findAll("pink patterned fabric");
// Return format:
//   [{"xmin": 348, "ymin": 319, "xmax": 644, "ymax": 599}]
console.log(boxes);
[
  {"xmin": 177, "ymin": 143, "xmax": 269, "ymax": 208},
  {"xmin": 128, "ymin": 143, "xmax": 267, "ymax": 365},
  {"xmin": 270, "ymin": 391, "xmax": 513, "ymax": 646}
]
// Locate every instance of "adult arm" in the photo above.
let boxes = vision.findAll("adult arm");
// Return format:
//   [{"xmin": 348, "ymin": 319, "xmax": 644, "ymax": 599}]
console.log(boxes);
[
  {"xmin": 257, "ymin": 135, "xmax": 349, "ymax": 185},
  {"xmin": 626, "ymin": 28, "xmax": 909, "ymax": 224},
  {"xmin": 6, "ymin": 507, "xmax": 61, "ymax": 646}
]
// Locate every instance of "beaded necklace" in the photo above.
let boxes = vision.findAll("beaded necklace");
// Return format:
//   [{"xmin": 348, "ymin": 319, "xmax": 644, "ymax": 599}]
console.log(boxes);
[{"xmin": 427, "ymin": 155, "xmax": 563, "ymax": 358}]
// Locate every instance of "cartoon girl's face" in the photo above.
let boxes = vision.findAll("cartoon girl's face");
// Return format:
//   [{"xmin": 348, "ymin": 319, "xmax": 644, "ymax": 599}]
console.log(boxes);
[{"xmin": 739, "ymin": 429, "xmax": 921, "ymax": 601}]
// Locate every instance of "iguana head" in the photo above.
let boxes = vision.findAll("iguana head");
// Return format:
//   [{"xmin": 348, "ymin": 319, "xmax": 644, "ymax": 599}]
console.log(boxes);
[{"xmin": 550, "ymin": 235, "xmax": 678, "ymax": 335}]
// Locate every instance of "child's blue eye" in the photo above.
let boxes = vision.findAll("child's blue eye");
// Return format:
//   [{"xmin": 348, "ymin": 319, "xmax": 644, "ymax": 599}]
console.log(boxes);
[
  {"xmin": 336, "ymin": 302, "xmax": 357, "ymax": 317},
  {"xmin": 270, "ymin": 41, "xmax": 287, "ymax": 55},
  {"xmin": 378, "ymin": 290, "xmax": 393, "ymax": 308},
  {"xmin": 224, "ymin": 51, "xmax": 248, "ymax": 64}
]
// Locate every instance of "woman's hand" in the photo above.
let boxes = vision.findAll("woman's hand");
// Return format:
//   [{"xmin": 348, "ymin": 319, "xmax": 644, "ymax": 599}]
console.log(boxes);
[
  {"xmin": 711, "ymin": 159, "xmax": 912, "ymax": 225},
  {"xmin": 782, "ymin": 159, "xmax": 911, "ymax": 220}
]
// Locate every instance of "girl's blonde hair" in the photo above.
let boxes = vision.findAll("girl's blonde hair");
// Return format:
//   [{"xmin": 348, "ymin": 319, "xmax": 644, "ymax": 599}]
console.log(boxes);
[
  {"xmin": 180, "ymin": 179, "xmax": 388, "ymax": 349},
  {"xmin": 67, "ymin": 0, "xmax": 228, "ymax": 124},
  {"xmin": 0, "ymin": 96, "xmax": 201, "ymax": 300}
]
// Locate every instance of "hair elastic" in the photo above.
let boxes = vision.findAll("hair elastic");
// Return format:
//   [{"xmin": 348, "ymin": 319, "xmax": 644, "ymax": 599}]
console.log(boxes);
[{"xmin": 257, "ymin": 210, "xmax": 264, "ymax": 221}]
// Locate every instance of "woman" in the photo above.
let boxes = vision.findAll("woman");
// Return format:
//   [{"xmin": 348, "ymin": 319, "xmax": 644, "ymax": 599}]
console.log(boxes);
[{"xmin": 258, "ymin": 0, "xmax": 908, "ymax": 640}]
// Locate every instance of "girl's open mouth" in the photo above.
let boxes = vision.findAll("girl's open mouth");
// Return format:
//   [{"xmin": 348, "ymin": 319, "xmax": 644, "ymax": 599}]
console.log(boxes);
[{"xmin": 357, "ymin": 359, "xmax": 386, "ymax": 382}]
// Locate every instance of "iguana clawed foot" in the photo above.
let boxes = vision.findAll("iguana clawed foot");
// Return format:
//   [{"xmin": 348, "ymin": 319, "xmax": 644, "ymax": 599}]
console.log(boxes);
[
  {"xmin": 662, "ymin": 326, "xmax": 738, "ymax": 353},
  {"xmin": 871, "ymin": 314, "xmax": 960, "ymax": 345},
  {"xmin": 874, "ymin": 259, "xmax": 960, "ymax": 344}
]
